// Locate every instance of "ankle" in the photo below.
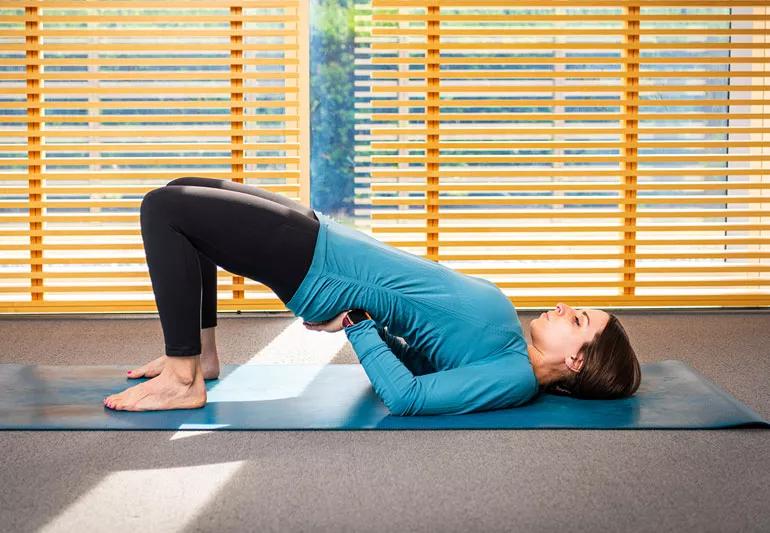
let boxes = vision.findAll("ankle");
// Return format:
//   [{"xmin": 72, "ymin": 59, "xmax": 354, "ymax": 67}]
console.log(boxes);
[
  {"xmin": 163, "ymin": 355, "xmax": 201, "ymax": 384},
  {"xmin": 201, "ymin": 326, "xmax": 217, "ymax": 354}
]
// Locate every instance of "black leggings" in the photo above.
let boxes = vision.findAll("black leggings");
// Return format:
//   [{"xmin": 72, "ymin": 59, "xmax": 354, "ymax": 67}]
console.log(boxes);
[{"xmin": 140, "ymin": 177, "xmax": 320, "ymax": 356}]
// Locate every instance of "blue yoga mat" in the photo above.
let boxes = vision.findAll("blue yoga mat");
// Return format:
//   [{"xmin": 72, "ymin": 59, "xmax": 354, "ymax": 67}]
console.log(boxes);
[{"xmin": 0, "ymin": 360, "xmax": 767, "ymax": 430}]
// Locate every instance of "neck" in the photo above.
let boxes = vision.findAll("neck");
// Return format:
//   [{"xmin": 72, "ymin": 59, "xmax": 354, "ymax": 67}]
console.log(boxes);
[{"xmin": 526, "ymin": 343, "xmax": 563, "ymax": 388}]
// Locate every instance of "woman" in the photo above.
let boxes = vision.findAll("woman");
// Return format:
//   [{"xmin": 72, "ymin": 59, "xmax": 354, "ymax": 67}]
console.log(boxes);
[{"xmin": 104, "ymin": 177, "xmax": 641, "ymax": 414}]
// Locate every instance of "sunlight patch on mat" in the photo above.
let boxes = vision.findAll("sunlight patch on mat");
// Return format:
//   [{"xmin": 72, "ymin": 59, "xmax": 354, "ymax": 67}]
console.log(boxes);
[{"xmin": 170, "ymin": 319, "xmax": 347, "ymax": 439}]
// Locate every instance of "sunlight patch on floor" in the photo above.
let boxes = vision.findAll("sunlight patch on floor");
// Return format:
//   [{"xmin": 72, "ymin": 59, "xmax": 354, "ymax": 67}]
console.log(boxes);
[{"xmin": 38, "ymin": 460, "xmax": 245, "ymax": 533}]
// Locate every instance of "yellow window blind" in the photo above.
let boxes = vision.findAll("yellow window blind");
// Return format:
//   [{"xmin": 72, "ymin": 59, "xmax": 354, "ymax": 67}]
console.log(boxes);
[
  {"xmin": 356, "ymin": 0, "xmax": 770, "ymax": 308},
  {"xmin": 0, "ymin": 1, "xmax": 310, "ymax": 314}
]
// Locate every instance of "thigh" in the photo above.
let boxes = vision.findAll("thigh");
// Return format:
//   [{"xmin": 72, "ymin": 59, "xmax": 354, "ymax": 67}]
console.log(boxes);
[
  {"xmin": 165, "ymin": 176, "xmax": 317, "ymax": 221},
  {"xmin": 141, "ymin": 184, "xmax": 319, "ymax": 303}
]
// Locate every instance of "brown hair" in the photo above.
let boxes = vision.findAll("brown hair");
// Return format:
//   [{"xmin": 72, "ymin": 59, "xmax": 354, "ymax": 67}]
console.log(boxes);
[{"xmin": 543, "ymin": 314, "xmax": 641, "ymax": 399}]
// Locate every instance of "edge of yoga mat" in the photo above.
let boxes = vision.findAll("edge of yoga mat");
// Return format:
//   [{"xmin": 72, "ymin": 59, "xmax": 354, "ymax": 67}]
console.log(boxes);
[{"xmin": 0, "ymin": 360, "xmax": 768, "ymax": 431}]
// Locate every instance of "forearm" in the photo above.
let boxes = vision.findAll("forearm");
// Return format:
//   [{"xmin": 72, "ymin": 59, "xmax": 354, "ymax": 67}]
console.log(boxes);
[
  {"xmin": 344, "ymin": 319, "xmax": 417, "ymax": 415},
  {"xmin": 373, "ymin": 323, "xmax": 435, "ymax": 376}
]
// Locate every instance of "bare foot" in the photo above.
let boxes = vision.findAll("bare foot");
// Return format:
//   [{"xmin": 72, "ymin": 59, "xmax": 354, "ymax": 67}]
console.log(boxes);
[
  {"xmin": 127, "ymin": 352, "xmax": 220, "ymax": 380},
  {"xmin": 104, "ymin": 361, "xmax": 206, "ymax": 411}
]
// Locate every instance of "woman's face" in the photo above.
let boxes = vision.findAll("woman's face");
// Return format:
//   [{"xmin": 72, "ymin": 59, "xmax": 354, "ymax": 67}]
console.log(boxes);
[{"xmin": 529, "ymin": 302, "xmax": 611, "ymax": 370}]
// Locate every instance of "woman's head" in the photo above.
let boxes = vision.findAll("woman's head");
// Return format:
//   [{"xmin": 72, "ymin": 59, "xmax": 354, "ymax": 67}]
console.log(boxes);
[{"xmin": 528, "ymin": 303, "xmax": 641, "ymax": 399}]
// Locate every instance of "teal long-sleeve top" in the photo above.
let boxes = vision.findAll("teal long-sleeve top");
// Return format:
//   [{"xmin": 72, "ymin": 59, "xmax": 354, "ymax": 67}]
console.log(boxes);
[{"xmin": 285, "ymin": 211, "xmax": 540, "ymax": 416}]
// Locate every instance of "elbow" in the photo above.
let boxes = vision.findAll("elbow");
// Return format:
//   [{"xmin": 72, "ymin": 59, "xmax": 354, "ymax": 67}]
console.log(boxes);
[
  {"xmin": 383, "ymin": 394, "xmax": 416, "ymax": 416},
  {"xmin": 385, "ymin": 399, "xmax": 410, "ymax": 417},
  {"xmin": 377, "ymin": 376, "xmax": 422, "ymax": 417}
]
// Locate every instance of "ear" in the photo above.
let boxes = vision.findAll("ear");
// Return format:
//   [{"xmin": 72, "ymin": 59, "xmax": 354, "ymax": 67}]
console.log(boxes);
[{"xmin": 565, "ymin": 352, "xmax": 584, "ymax": 373}]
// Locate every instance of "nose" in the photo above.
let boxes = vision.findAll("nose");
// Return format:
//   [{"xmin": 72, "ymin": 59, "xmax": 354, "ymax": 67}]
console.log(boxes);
[{"xmin": 555, "ymin": 302, "xmax": 568, "ymax": 315}]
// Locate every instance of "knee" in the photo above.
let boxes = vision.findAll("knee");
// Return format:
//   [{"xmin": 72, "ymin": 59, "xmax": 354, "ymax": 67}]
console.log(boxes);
[
  {"xmin": 165, "ymin": 176, "xmax": 201, "ymax": 187},
  {"xmin": 143, "ymin": 177, "xmax": 202, "ymax": 215},
  {"xmin": 140, "ymin": 186, "xmax": 172, "ymax": 217}
]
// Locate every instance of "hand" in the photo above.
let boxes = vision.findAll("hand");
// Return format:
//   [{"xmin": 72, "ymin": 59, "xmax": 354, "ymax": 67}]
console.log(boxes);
[{"xmin": 302, "ymin": 311, "xmax": 349, "ymax": 333}]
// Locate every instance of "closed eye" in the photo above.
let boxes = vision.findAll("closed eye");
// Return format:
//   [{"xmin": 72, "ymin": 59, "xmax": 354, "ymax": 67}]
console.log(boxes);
[{"xmin": 574, "ymin": 315, "xmax": 580, "ymax": 326}]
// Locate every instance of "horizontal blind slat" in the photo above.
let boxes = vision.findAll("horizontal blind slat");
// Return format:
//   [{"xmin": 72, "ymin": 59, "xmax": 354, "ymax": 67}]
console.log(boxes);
[
  {"xmin": 372, "ymin": 0, "xmax": 770, "ymax": 7},
  {"xmin": 0, "ymin": 1, "xmax": 300, "ymax": 9}
]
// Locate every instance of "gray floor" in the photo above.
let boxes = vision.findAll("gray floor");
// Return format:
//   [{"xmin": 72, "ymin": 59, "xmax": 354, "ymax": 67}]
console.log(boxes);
[{"xmin": 1, "ymin": 309, "xmax": 768, "ymax": 533}]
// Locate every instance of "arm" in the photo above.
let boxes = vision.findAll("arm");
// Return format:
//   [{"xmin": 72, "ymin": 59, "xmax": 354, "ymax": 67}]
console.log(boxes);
[
  {"xmin": 373, "ymin": 322, "xmax": 436, "ymax": 376},
  {"xmin": 344, "ymin": 319, "xmax": 535, "ymax": 416}
]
